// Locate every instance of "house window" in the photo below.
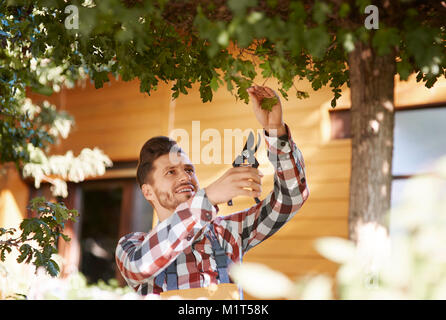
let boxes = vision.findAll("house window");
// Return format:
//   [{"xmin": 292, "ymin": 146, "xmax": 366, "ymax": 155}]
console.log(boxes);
[
  {"xmin": 328, "ymin": 109, "xmax": 351, "ymax": 140},
  {"xmin": 328, "ymin": 103, "xmax": 446, "ymax": 208},
  {"xmin": 391, "ymin": 106, "xmax": 446, "ymax": 207}
]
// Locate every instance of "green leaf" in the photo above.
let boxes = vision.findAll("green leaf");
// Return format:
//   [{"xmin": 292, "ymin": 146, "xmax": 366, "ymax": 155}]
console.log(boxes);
[
  {"xmin": 210, "ymin": 76, "xmax": 220, "ymax": 92},
  {"xmin": 260, "ymin": 97, "xmax": 278, "ymax": 111},
  {"xmin": 199, "ymin": 84, "xmax": 213, "ymax": 102},
  {"xmin": 355, "ymin": 0, "xmax": 371, "ymax": 13},
  {"xmin": 228, "ymin": 0, "xmax": 258, "ymax": 15},
  {"xmin": 305, "ymin": 26, "xmax": 330, "ymax": 59},
  {"xmin": 416, "ymin": 71, "xmax": 423, "ymax": 82},
  {"xmin": 47, "ymin": 259, "xmax": 60, "ymax": 277},
  {"xmin": 235, "ymin": 77, "xmax": 252, "ymax": 103},
  {"xmin": 61, "ymin": 234, "xmax": 71, "ymax": 242},
  {"xmin": 278, "ymin": 87, "xmax": 288, "ymax": 100},
  {"xmin": 425, "ymin": 76, "xmax": 437, "ymax": 88},
  {"xmin": 289, "ymin": 1, "xmax": 306, "ymax": 21},
  {"xmin": 266, "ymin": 0, "xmax": 277, "ymax": 8},
  {"xmin": 260, "ymin": 61, "xmax": 272, "ymax": 78},
  {"xmin": 296, "ymin": 90, "xmax": 309, "ymax": 99},
  {"xmin": 31, "ymin": 86, "xmax": 54, "ymax": 96},
  {"xmin": 0, "ymin": 227, "xmax": 15, "ymax": 236},
  {"xmin": 0, "ymin": 246, "xmax": 12, "ymax": 262},
  {"xmin": 311, "ymin": 76, "xmax": 323, "ymax": 90},
  {"xmin": 34, "ymin": 251, "xmax": 45, "ymax": 267},
  {"xmin": 68, "ymin": 209, "xmax": 79, "ymax": 220},
  {"xmin": 92, "ymin": 71, "xmax": 110, "ymax": 89},
  {"xmin": 339, "ymin": 3, "xmax": 350, "ymax": 18},
  {"xmin": 17, "ymin": 244, "xmax": 31, "ymax": 264},
  {"xmin": 331, "ymin": 88, "xmax": 342, "ymax": 108},
  {"xmin": 225, "ymin": 75, "xmax": 234, "ymax": 92},
  {"xmin": 372, "ymin": 28, "xmax": 400, "ymax": 55},
  {"xmin": 20, "ymin": 219, "xmax": 34, "ymax": 235},
  {"xmin": 313, "ymin": 1, "xmax": 331, "ymax": 25},
  {"xmin": 397, "ymin": 59, "xmax": 412, "ymax": 81}
]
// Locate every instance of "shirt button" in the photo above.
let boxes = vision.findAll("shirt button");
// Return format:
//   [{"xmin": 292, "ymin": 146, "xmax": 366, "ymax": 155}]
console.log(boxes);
[
  {"xmin": 186, "ymin": 234, "xmax": 193, "ymax": 241},
  {"xmin": 280, "ymin": 141, "xmax": 286, "ymax": 147}
]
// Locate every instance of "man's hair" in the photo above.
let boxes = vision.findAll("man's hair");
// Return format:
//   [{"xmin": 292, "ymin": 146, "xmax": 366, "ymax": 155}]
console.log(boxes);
[{"xmin": 136, "ymin": 136, "xmax": 182, "ymax": 188}]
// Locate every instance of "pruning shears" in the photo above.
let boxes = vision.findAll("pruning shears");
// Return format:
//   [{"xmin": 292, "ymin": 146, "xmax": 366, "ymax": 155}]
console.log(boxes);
[{"xmin": 227, "ymin": 131, "xmax": 262, "ymax": 206}]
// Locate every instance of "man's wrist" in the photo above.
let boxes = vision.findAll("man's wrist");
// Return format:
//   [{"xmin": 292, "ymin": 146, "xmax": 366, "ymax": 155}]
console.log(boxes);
[
  {"xmin": 264, "ymin": 124, "xmax": 287, "ymax": 137},
  {"xmin": 203, "ymin": 186, "xmax": 217, "ymax": 206}
]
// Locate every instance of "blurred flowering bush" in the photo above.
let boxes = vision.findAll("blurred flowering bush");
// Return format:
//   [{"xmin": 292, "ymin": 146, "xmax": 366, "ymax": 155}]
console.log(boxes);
[
  {"xmin": 0, "ymin": 260, "xmax": 153, "ymax": 300},
  {"xmin": 230, "ymin": 156, "xmax": 446, "ymax": 300},
  {"xmin": 25, "ymin": 269, "xmax": 142, "ymax": 300}
]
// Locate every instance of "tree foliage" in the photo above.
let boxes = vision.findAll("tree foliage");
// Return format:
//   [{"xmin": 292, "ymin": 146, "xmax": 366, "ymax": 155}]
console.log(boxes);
[
  {"xmin": 0, "ymin": 197, "xmax": 78, "ymax": 276},
  {"xmin": 1, "ymin": 0, "xmax": 444, "ymax": 161},
  {"xmin": 3, "ymin": 0, "xmax": 444, "ymax": 107}
]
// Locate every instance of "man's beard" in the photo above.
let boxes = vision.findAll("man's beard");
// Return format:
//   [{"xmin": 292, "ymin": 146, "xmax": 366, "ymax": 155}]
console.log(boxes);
[{"xmin": 153, "ymin": 185, "xmax": 195, "ymax": 211}]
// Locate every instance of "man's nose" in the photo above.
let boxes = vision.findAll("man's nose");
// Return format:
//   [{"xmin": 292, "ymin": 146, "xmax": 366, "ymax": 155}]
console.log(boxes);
[{"xmin": 178, "ymin": 169, "xmax": 192, "ymax": 183}]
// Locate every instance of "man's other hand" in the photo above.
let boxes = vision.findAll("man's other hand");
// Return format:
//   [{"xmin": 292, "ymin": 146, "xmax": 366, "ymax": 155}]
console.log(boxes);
[{"xmin": 247, "ymin": 85, "xmax": 286, "ymax": 137}]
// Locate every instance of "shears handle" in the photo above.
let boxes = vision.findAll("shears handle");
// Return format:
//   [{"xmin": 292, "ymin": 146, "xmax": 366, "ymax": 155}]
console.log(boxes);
[
  {"xmin": 227, "ymin": 195, "xmax": 260, "ymax": 206},
  {"xmin": 227, "ymin": 163, "xmax": 240, "ymax": 206},
  {"xmin": 227, "ymin": 163, "xmax": 261, "ymax": 206}
]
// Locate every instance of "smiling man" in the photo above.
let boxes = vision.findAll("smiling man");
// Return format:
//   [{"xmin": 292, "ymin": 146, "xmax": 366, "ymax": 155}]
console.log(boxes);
[{"xmin": 115, "ymin": 86, "xmax": 309, "ymax": 297}]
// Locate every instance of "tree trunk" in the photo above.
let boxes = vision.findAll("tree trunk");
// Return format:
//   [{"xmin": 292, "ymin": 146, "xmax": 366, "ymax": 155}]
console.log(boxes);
[{"xmin": 347, "ymin": 42, "xmax": 396, "ymax": 244}]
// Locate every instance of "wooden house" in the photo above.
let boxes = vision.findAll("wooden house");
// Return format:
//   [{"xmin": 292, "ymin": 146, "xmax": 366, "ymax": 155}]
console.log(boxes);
[{"xmin": 1, "ymin": 72, "xmax": 445, "ymax": 299}]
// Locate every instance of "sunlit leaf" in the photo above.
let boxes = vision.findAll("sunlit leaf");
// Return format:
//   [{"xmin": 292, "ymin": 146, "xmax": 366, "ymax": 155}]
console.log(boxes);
[{"xmin": 260, "ymin": 97, "xmax": 278, "ymax": 111}]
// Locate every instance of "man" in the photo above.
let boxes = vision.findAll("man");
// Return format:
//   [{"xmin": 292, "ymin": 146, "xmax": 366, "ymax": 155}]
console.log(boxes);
[{"xmin": 115, "ymin": 85, "xmax": 309, "ymax": 296}]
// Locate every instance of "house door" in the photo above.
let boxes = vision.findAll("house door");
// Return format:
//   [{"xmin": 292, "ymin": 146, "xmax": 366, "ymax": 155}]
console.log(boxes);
[{"xmin": 77, "ymin": 179, "xmax": 154, "ymax": 285}]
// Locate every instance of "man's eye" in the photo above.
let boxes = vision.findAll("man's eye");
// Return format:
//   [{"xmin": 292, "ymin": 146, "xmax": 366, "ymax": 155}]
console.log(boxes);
[
  {"xmin": 186, "ymin": 168, "xmax": 194, "ymax": 173},
  {"xmin": 166, "ymin": 170, "xmax": 175, "ymax": 175}
]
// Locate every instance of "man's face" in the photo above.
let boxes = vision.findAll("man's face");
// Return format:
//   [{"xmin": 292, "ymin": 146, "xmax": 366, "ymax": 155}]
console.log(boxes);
[{"xmin": 143, "ymin": 152, "xmax": 199, "ymax": 212}]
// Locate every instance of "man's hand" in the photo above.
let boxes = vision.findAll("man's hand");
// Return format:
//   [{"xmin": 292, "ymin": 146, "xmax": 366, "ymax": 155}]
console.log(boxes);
[
  {"xmin": 204, "ymin": 167, "xmax": 263, "ymax": 206},
  {"xmin": 247, "ymin": 85, "xmax": 286, "ymax": 136}
]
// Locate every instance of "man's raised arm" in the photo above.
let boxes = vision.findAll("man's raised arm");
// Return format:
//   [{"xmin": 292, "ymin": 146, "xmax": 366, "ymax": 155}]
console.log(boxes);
[
  {"xmin": 212, "ymin": 86, "xmax": 309, "ymax": 254},
  {"xmin": 224, "ymin": 123, "xmax": 309, "ymax": 253}
]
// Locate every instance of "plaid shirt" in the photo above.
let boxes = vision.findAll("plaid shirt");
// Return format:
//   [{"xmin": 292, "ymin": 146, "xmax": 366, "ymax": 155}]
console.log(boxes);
[{"xmin": 115, "ymin": 124, "xmax": 309, "ymax": 295}]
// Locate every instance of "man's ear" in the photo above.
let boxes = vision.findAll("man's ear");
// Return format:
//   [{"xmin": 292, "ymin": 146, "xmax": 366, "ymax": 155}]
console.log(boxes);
[{"xmin": 141, "ymin": 183, "xmax": 155, "ymax": 202}]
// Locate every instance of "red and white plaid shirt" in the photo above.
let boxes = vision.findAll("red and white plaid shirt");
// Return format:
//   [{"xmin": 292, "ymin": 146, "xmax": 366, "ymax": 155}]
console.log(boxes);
[{"xmin": 115, "ymin": 124, "xmax": 309, "ymax": 295}]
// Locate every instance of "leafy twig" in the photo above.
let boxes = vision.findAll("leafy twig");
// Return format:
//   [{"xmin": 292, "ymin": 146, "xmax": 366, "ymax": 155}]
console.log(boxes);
[{"xmin": 0, "ymin": 197, "xmax": 78, "ymax": 277}]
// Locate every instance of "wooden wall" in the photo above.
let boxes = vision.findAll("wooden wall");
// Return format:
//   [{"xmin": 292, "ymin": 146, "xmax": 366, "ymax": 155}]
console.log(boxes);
[{"xmin": 47, "ymin": 77, "xmax": 172, "ymax": 161}]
